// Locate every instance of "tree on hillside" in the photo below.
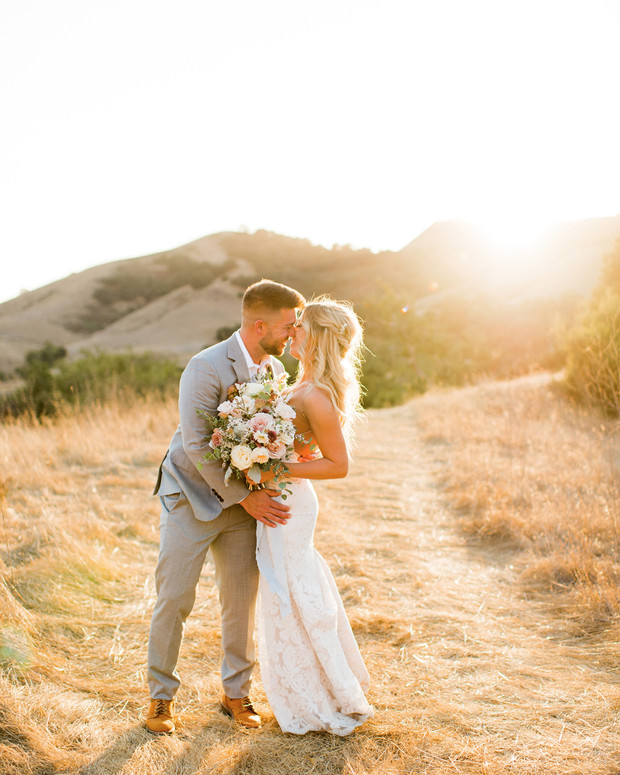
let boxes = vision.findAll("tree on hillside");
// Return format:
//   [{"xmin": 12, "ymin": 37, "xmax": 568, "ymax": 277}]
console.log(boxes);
[{"xmin": 12, "ymin": 341, "xmax": 67, "ymax": 417}]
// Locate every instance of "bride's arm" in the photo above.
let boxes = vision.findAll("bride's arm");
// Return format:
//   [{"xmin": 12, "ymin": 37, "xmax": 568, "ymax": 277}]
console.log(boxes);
[{"xmin": 281, "ymin": 388, "xmax": 348, "ymax": 480}]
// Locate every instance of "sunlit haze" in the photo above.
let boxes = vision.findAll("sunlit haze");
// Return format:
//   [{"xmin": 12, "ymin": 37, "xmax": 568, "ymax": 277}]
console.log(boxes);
[{"xmin": 1, "ymin": 0, "xmax": 619, "ymax": 303}]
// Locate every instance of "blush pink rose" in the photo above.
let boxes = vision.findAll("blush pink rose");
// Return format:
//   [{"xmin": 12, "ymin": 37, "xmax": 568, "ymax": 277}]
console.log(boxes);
[
  {"xmin": 250, "ymin": 412, "xmax": 275, "ymax": 434},
  {"xmin": 210, "ymin": 428, "xmax": 223, "ymax": 448},
  {"xmin": 267, "ymin": 440, "xmax": 288, "ymax": 459}
]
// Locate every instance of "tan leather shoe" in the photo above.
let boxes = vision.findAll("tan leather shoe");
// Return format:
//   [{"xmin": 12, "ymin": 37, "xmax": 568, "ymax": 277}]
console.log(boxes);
[
  {"xmin": 220, "ymin": 694, "xmax": 261, "ymax": 728},
  {"xmin": 145, "ymin": 698, "xmax": 175, "ymax": 735}
]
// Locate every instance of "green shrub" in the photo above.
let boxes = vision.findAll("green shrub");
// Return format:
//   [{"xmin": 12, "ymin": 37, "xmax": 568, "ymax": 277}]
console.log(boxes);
[
  {"xmin": 564, "ymin": 241, "xmax": 620, "ymax": 415},
  {"xmin": 55, "ymin": 350, "xmax": 182, "ymax": 405},
  {"xmin": 2, "ymin": 341, "xmax": 69, "ymax": 417},
  {"xmin": 358, "ymin": 291, "xmax": 490, "ymax": 407},
  {"xmin": 565, "ymin": 291, "xmax": 620, "ymax": 415},
  {"xmin": 0, "ymin": 347, "xmax": 182, "ymax": 419}
]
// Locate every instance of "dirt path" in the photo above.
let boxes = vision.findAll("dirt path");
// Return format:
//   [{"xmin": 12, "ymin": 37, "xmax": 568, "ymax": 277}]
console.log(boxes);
[{"xmin": 314, "ymin": 401, "xmax": 620, "ymax": 774}]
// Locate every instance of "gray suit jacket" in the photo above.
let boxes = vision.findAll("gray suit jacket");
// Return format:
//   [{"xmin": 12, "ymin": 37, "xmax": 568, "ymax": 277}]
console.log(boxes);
[{"xmin": 155, "ymin": 333, "xmax": 285, "ymax": 521}]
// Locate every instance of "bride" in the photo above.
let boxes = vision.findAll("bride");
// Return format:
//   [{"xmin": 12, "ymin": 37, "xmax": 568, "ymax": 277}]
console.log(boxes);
[{"xmin": 254, "ymin": 296, "xmax": 373, "ymax": 736}]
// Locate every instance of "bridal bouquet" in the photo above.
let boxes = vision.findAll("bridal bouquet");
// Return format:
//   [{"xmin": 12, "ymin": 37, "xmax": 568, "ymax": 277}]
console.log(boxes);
[{"xmin": 197, "ymin": 371, "xmax": 296, "ymax": 498}]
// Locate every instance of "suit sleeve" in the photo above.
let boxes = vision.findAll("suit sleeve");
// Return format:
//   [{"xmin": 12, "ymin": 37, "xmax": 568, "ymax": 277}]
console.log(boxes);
[{"xmin": 178, "ymin": 355, "xmax": 250, "ymax": 508}]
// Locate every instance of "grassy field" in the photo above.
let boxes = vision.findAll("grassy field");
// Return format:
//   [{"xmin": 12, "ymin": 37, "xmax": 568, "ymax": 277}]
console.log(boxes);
[
  {"xmin": 414, "ymin": 374, "xmax": 620, "ymax": 642},
  {"xmin": 1, "ymin": 376, "xmax": 620, "ymax": 774}
]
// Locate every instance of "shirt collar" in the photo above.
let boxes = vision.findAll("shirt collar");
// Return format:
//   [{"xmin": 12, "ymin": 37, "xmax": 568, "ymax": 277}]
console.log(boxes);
[{"xmin": 234, "ymin": 330, "xmax": 269, "ymax": 375}]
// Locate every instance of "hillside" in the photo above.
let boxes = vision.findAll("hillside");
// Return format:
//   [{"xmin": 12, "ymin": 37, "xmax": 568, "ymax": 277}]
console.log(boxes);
[
  {"xmin": 1, "ymin": 376, "xmax": 619, "ymax": 773},
  {"xmin": 1, "ymin": 216, "xmax": 619, "ymax": 375},
  {"xmin": 401, "ymin": 215, "xmax": 620, "ymax": 302},
  {"xmin": 0, "ymin": 235, "xmax": 236, "ymax": 373}
]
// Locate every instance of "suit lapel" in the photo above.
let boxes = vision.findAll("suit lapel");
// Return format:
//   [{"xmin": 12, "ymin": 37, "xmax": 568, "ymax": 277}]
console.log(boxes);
[{"xmin": 227, "ymin": 334, "xmax": 251, "ymax": 384}]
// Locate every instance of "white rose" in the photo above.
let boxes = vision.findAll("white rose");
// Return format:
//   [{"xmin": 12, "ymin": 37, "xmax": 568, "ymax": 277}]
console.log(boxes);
[
  {"xmin": 244, "ymin": 381, "xmax": 264, "ymax": 397},
  {"xmin": 274, "ymin": 401, "xmax": 296, "ymax": 420},
  {"xmin": 280, "ymin": 429, "xmax": 295, "ymax": 445},
  {"xmin": 217, "ymin": 400, "xmax": 234, "ymax": 415},
  {"xmin": 230, "ymin": 445, "xmax": 253, "ymax": 470},
  {"xmin": 251, "ymin": 446, "xmax": 270, "ymax": 465}
]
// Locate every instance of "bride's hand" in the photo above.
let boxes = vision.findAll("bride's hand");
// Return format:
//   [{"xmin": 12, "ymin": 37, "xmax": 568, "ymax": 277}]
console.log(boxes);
[
  {"xmin": 294, "ymin": 437, "xmax": 321, "ymax": 463},
  {"xmin": 295, "ymin": 448, "xmax": 321, "ymax": 463}
]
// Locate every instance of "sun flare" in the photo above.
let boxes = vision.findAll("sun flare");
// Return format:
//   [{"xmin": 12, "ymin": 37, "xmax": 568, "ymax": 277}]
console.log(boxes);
[
  {"xmin": 477, "ymin": 216, "xmax": 548, "ymax": 252},
  {"xmin": 474, "ymin": 216, "xmax": 551, "ymax": 286}
]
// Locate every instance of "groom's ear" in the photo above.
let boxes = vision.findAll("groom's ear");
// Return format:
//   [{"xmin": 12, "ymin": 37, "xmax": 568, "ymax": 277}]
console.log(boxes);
[{"xmin": 254, "ymin": 319, "xmax": 266, "ymax": 335}]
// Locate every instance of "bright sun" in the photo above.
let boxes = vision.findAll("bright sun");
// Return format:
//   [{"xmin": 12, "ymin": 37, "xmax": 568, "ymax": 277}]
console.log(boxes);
[
  {"xmin": 474, "ymin": 216, "xmax": 551, "ymax": 286},
  {"xmin": 476, "ymin": 216, "xmax": 548, "ymax": 252}
]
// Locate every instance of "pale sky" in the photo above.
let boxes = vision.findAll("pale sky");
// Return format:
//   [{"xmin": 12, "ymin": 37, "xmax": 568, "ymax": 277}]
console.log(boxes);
[{"xmin": 1, "ymin": 0, "xmax": 619, "ymax": 303}]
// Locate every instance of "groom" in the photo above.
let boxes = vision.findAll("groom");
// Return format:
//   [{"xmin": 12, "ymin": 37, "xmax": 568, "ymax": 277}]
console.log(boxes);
[{"xmin": 145, "ymin": 279, "xmax": 305, "ymax": 734}]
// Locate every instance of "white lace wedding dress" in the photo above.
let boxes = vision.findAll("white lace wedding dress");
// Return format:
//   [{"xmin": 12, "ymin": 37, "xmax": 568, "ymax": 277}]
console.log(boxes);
[{"xmin": 255, "ymin": 477, "xmax": 373, "ymax": 735}]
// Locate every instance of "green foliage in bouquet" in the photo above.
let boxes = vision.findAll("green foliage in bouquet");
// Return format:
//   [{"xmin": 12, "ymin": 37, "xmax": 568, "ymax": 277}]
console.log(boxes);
[{"xmin": 196, "ymin": 372, "xmax": 298, "ymax": 499}]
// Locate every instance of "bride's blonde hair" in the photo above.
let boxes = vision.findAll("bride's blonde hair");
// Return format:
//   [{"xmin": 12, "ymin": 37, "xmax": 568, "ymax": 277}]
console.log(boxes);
[{"xmin": 294, "ymin": 296, "xmax": 364, "ymax": 446}]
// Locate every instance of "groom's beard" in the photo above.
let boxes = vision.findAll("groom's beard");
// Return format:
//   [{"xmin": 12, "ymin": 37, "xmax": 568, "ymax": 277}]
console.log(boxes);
[{"xmin": 259, "ymin": 334, "xmax": 288, "ymax": 356}]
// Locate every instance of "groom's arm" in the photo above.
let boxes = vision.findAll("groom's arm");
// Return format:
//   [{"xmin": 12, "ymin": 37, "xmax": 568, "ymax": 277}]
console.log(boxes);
[
  {"xmin": 178, "ymin": 354, "xmax": 291, "ymax": 525},
  {"xmin": 178, "ymin": 354, "xmax": 250, "ymax": 509}
]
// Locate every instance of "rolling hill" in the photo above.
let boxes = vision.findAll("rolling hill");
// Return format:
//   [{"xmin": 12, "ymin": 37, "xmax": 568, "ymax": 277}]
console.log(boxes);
[{"xmin": 1, "ymin": 216, "xmax": 619, "ymax": 376}]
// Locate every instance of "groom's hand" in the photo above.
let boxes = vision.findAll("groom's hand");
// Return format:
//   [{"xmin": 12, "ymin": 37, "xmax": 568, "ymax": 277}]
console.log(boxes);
[{"xmin": 240, "ymin": 489, "xmax": 291, "ymax": 527}]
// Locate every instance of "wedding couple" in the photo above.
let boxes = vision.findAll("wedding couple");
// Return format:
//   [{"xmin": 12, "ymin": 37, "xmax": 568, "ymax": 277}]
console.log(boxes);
[{"xmin": 146, "ymin": 279, "xmax": 373, "ymax": 736}]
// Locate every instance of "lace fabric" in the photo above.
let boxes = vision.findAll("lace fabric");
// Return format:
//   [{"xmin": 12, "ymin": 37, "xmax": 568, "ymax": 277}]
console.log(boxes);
[{"xmin": 256, "ymin": 479, "xmax": 373, "ymax": 735}]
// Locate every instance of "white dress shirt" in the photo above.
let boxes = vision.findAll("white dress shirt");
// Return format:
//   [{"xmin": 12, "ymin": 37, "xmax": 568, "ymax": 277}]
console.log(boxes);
[{"xmin": 234, "ymin": 330, "xmax": 271, "ymax": 377}]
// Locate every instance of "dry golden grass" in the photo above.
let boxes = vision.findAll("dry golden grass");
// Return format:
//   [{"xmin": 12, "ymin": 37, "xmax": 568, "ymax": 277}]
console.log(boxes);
[
  {"xmin": 1, "ymin": 379, "xmax": 620, "ymax": 774},
  {"xmin": 413, "ymin": 373, "xmax": 620, "ymax": 641}
]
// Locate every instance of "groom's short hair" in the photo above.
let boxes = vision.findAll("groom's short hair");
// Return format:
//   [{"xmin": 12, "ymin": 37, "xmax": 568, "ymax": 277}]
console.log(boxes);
[{"xmin": 242, "ymin": 279, "xmax": 305, "ymax": 315}]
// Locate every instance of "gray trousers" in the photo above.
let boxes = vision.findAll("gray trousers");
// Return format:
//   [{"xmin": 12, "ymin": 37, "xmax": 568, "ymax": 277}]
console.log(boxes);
[{"xmin": 147, "ymin": 490, "xmax": 259, "ymax": 700}]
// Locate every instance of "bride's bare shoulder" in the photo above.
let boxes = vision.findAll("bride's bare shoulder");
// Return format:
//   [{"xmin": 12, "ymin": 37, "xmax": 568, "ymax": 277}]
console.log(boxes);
[{"xmin": 297, "ymin": 382, "xmax": 335, "ymax": 414}]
